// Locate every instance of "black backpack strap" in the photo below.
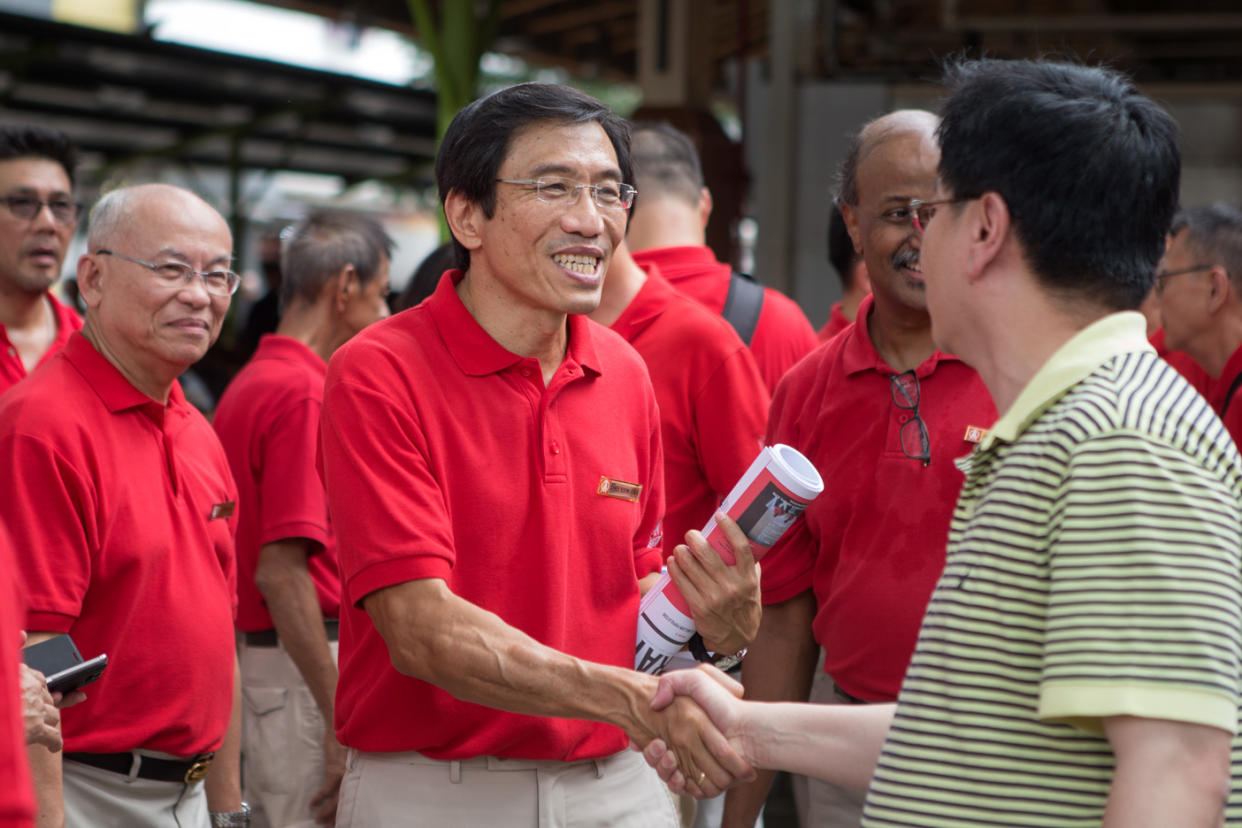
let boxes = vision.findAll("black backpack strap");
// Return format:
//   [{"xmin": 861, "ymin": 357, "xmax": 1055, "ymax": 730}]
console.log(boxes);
[
  {"xmin": 1221, "ymin": 370, "xmax": 1242, "ymax": 420},
  {"xmin": 722, "ymin": 272, "xmax": 764, "ymax": 346}
]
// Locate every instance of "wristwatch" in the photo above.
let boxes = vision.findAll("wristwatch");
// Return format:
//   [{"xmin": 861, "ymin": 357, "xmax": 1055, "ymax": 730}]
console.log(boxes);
[
  {"xmin": 688, "ymin": 632, "xmax": 747, "ymax": 673},
  {"xmin": 210, "ymin": 802, "xmax": 251, "ymax": 827}
]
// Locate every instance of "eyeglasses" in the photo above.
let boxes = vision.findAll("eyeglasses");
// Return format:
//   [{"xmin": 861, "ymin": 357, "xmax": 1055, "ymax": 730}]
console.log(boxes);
[
  {"xmin": 0, "ymin": 195, "xmax": 81, "ymax": 225},
  {"xmin": 908, "ymin": 198, "xmax": 970, "ymax": 234},
  {"xmin": 96, "ymin": 249, "xmax": 240, "ymax": 297},
  {"xmin": 496, "ymin": 178, "xmax": 637, "ymax": 210},
  {"xmin": 1154, "ymin": 264, "xmax": 1213, "ymax": 296},
  {"xmin": 891, "ymin": 370, "xmax": 931, "ymax": 465}
]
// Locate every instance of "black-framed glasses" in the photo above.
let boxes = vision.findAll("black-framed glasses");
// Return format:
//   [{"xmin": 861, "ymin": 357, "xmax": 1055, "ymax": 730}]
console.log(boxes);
[
  {"xmin": 908, "ymin": 197, "xmax": 970, "ymax": 234},
  {"xmin": 891, "ymin": 370, "xmax": 931, "ymax": 465},
  {"xmin": 0, "ymin": 194, "xmax": 81, "ymax": 225},
  {"xmin": 496, "ymin": 178, "xmax": 637, "ymax": 210},
  {"xmin": 96, "ymin": 249, "xmax": 240, "ymax": 297},
  {"xmin": 1154, "ymin": 264, "xmax": 1214, "ymax": 296}
]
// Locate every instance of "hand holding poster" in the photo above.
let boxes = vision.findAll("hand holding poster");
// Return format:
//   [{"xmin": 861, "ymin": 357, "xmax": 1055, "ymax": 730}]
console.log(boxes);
[{"xmin": 635, "ymin": 444, "xmax": 823, "ymax": 674}]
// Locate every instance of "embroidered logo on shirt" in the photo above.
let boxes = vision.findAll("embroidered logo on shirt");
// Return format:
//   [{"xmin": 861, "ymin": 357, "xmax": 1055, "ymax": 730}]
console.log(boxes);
[
  {"xmin": 963, "ymin": 425, "xmax": 988, "ymax": 444},
  {"xmin": 647, "ymin": 521, "xmax": 663, "ymax": 549},
  {"xmin": 209, "ymin": 501, "xmax": 236, "ymax": 520},
  {"xmin": 597, "ymin": 477, "xmax": 642, "ymax": 502}
]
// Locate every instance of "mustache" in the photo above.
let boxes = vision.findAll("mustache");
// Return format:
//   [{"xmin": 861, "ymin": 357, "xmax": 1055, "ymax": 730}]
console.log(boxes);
[{"xmin": 892, "ymin": 248, "xmax": 920, "ymax": 270}]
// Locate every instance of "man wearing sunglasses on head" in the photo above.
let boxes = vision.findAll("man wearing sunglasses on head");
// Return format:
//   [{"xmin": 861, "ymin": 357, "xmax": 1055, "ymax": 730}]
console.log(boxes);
[
  {"xmin": 0, "ymin": 124, "xmax": 83, "ymax": 398},
  {"xmin": 721, "ymin": 110, "xmax": 997, "ymax": 828}
]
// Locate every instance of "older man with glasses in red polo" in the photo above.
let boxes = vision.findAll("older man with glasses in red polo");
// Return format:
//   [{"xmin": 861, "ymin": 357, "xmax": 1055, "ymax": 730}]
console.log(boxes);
[
  {"xmin": 2, "ymin": 183, "xmax": 248, "ymax": 828},
  {"xmin": 0, "ymin": 124, "xmax": 84, "ymax": 398},
  {"xmin": 1156, "ymin": 203, "xmax": 1242, "ymax": 447},
  {"xmin": 720, "ymin": 110, "xmax": 997, "ymax": 828}
]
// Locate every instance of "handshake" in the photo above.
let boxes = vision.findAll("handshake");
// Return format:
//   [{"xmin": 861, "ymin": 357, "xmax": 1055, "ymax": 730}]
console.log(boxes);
[{"xmin": 629, "ymin": 665, "xmax": 757, "ymax": 800}]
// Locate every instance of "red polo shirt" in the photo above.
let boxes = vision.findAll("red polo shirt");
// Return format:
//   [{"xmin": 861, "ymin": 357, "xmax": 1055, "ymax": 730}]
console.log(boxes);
[
  {"xmin": 213, "ymin": 334, "xmax": 339, "ymax": 632},
  {"xmin": 631, "ymin": 246, "xmax": 819, "ymax": 394},
  {"xmin": 817, "ymin": 301, "xmax": 852, "ymax": 342},
  {"xmin": 1209, "ymin": 340, "xmax": 1242, "ymax": 449},
  {"xmin": 321, "ymin": 271, "xmax": 665, "ymax": 760},
  {"xmin": 762, "ymin": 295, "xmax": 997, "ymax": 701},
  {"xmin": 1150, "ymin": 327, "xmax": 1211, "ymax": 397},
  {"xmin": 611, "ymin": 267, "xmax": 767, "ymax": 555},
  {"xmin": 0, "ymin": 333, "xmax": 238, "ymax": 757},
  {"xmin": 0, "ymin": 293, "xmax": 82, "ymax": 397},
  {"xmin": 0, "ymin": 525, "xmax": 33, "ymax": 827}
]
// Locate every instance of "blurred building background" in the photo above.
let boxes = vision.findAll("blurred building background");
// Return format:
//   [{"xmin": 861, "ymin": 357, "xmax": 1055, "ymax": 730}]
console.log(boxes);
[{"xmin": 3, "ymin": 0, "xmax": 1242, "ymax": 333}]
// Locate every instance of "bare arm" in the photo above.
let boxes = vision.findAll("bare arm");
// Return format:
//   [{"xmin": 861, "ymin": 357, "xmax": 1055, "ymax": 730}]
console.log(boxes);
[
  {"xmin": 1102, "ymin": 715, "xmax": 1231, "ymax": 828},
  {"xmin": 253, "ymin": 538, "xmax": 344, "ymax": 823},
  {"xmin": 365, "ymin": 577, "xmax": 755, "ymax": 796},
  {"xmin": 23, "ymin": 631, "xmax": 63, "ymax": 828},
  {"xmin": 204, "ymin": 653, "xmax": 243, "ymax": 814},
  {"xmin": 721, "ymin": 589, "xmax": 819, "ymax": 827},
  {"xmin": 645, "ymin": 666, "xmax": 894, "ymax": 794}
]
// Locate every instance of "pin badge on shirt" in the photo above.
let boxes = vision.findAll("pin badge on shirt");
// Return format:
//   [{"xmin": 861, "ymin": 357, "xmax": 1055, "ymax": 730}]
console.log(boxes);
[
  {"xmin": 210, "ymin": 501, "xmax": 236, "ymax": 520},
  {"xmin": 963, "ymin": 425, "xmax": 988, "ymax": 444},
  {"xmin": 597, "ymin": 477, "xmax": 642, "ymax": 502}
]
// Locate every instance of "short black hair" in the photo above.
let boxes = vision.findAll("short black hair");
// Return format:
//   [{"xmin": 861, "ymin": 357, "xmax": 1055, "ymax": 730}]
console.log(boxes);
[
  {"xmin": 280, "ymin": 211, "xmax": 394, "ymax": 311},
  {"xmin": 937, "ymin": 58, "xmax": 1181, "ymax": 311},
  {"xmin": 1170, "ymin": 203, "xmax": 1242, "ymax": 289},
  {"xmin": 435, "ymin": 82, "xmax": 631, "ymax": 270},
  {"xmin": 827, "ymin": 205, "xmax": 860, "ymax": 289},
  {"xmin": 394, "ymin": 241, "xmax": 456, "ymax": 312},
  {"xmin": 629, "ymin": 122, "xmax": 704, "ymax": 207},
  {"xmin": 0, "ymin": 124, "xmax": 78, "ymax": 187}
]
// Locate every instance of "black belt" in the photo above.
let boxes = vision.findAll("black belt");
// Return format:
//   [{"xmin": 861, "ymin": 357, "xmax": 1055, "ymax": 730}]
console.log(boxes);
[
  {"xmin": 833, "ymin": 684, "xmax": 871, "ymax": 705},
  {"xmin": 243, "ymin": 618, "xmax": 339, "ymax": 647},
  {"xmin": 65, "ymin": 751, "xmax": 214, "ymax": 784}
]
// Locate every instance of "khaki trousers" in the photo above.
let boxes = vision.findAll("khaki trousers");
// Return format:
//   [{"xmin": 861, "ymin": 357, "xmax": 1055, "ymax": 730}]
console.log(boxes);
[
  {"xmin": 335, "ymin": 747, "xmax": 679, "ymax": 828},
  {"xmin": 239, "ymin": 637, "xmax": 339, "ymax": 828},
  {"xmin": 792, "ymin": 666, "xmax": 868, "ymax": 828},
  {"xmin": 63, "ymin": 754, "xmax": 209, "ymax": 828}
]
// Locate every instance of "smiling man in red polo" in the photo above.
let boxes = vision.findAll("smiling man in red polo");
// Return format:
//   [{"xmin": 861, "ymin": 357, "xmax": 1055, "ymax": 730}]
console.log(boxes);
[
  {"xmin": 1, "ymin": 184, "xmax": 246, "ymax": 827},
  {"xmin": 320, "ymin": 83, "xmax": 754, "ymax": 827}
]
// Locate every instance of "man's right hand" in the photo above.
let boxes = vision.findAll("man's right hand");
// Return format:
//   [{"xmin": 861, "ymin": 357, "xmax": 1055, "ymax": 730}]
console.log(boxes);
[
  {"xmin": 21, "ymin": 664, "xmax": 63, "ymax": 752},
  {"xmin": 310, "ymin": 732, "xmax": 347, "ymax": 825},
  {"xmin": 642, "ymin": 666, "xmax": 752, "ymax": 797}
]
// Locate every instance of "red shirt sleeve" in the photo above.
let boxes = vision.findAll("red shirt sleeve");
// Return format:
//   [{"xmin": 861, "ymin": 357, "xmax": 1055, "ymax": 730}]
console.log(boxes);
[
  {"xmin": 694, "ymin": 347, "xmax": 769, "ymax": 502},
  {"xmin": 1, "ymin": 432, "xmax": 94, "ymax": 632},
  {"xmin": 259, "ymin": 397, "xmax": 330, "ymax": 551}
]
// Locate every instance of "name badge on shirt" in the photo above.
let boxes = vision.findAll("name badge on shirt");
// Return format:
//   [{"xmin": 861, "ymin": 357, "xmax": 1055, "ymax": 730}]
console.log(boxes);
[
  {"xmin": 963, "ymin": 425, "xmax": 988, "ymax": 444},
  {"xmin": 209, "ymin": 501, "xmax": 236, "ymax": 520},
  {"xmin": 597, "ymin": 477, "xmax": 642, "ymax": 502}
]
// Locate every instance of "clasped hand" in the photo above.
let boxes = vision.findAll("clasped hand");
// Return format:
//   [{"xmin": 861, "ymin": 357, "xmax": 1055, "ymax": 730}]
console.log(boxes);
[{"xmin": 639, "ymin": 665, "xmax": 755, "ymax": 799}]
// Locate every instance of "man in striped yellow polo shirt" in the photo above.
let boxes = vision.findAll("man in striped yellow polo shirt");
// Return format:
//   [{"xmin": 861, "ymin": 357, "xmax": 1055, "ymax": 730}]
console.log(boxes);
[{"xmin": 641, "ymin": 56, "xmax": 1242, "ymax": 827}]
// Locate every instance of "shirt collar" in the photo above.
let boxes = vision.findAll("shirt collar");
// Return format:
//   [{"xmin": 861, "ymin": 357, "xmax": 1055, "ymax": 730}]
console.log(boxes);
[
  {"xmin": 1209, "ymin": 339, "xmax": 1242, "ymax": 412},
  {"xmin": 980, "ymin": 310, "xmax": 1153, "ymax": 451},
  {"xmin": 840, "ymin": 294, "xmax": 958, "ymax": 378},
  {"xmin": 426, "ymin": 269, "xmax": 603, "ymax": 378},
  {"xmin": 61, "ymin": 332, "xmax": 187, "ymax": 419},
  {"xmin": 254, "ymin": 334, "xmax": 327, "ymax": 376},
  {"xmin": 609, "ymin": 264, "xmax": 673, "ymax": 341}
]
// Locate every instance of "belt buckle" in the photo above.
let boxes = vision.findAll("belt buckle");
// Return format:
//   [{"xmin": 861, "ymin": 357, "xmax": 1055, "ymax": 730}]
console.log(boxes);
[{"xmin": 184, "ymin": 756, "xmax": 212, "ymax": 784}]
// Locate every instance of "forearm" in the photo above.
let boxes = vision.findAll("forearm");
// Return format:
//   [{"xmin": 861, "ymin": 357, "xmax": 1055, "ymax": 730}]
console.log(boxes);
[
  {"xmin": 722, "ymin": 590, "xmax": 819, "ymax": 827},
  {"xmin": 29, "ymin": 744, "xmax": 63, "ymax": 828},
  {"xmin": 255, "ymin": 543, "xmax": 338, "ymax": 720},
  {"xmin": 743, "ymin": 700, "xmax": 894, "ymax": 790},
  {"xmin": 368, "ymin": 579, "xmax": 660, "ymax": 743},
  {"xmin": 204, "ymin": 655, "xmax": 242, "ymax": 813},
  {"xmin": 1102, "ymin": 716, "xmax": 1231, "ymax": 828}
]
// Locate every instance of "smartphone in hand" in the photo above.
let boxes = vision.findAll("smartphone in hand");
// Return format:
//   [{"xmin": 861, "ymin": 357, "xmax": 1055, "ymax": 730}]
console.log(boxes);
[{"xmin": 23, "ymin": 634, "xmax": 107, "ymax": 694}]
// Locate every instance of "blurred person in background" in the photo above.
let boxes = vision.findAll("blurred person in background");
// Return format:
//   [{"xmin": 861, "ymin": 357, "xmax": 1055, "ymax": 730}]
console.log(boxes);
[
  {"xmin": 213, "ymin": 211, "xmax": 392, "ymax": 827},
  {"xmin": 0, "ymin": 124, "xmax": 82, "ymax": 397}
]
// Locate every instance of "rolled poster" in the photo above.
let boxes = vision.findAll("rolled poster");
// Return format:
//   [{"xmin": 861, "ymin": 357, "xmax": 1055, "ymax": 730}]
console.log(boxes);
[{"xmin": 634, "ymin": 443, "xmax": 823, "ymax": 674}]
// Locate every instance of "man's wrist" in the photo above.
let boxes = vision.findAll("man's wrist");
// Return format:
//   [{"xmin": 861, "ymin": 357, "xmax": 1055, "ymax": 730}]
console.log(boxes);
[
  {"xmin": 689, "ymin": 633, "xmax": 747, "ymax": 673},
  {"xmin": 209, "ymin": 802, "xmax": 251, "ymax": 827}
]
